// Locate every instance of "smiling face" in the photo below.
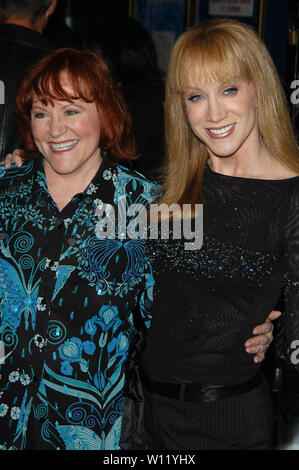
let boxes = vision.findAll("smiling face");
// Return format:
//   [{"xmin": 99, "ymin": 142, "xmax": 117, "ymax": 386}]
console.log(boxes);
[
  {"xmin": 184, "ymin": 80, "xmax": 259, "ymax": 161},
  {"xmin": 31, "ymin": 80, "xmax": 102, "ymax": 177}
]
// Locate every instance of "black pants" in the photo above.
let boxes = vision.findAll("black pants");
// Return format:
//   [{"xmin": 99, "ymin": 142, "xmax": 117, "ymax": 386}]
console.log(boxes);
[{"xmin": 143, "ymin": 378, "xmax": 274, "ymax": 450}]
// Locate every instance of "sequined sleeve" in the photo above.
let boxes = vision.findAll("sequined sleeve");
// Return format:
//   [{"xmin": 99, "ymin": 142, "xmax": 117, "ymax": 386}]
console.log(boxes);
[
  {"xmin": 138, "ymin": 257, "xmax": 154, "ymax": 329},
  {"xmin": 283, "ymin": 184, "xmax": 299, "ymax": 368}
]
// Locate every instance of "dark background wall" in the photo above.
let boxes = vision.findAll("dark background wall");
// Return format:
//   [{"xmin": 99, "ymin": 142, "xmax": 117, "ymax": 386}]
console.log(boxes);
[
  {"xmin": 261, "ymin": 0, "xmax": 289, "ymax": 86},
  {"xmin": 61, "ymin": 1, "xmax": 291, "ymax": 84},
  {"xmin": 46, "ymin": 1, "xmax": 297, "ymax": 94},
  {"xmin": 198, "ymin": 0, "xmax": 290, "ymax": 85}
]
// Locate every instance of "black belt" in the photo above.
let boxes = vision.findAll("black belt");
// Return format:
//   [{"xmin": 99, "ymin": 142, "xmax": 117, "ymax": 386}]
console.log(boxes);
[{"xmin": 140, "ymin": 370, "xmax": 264, "ymax": 402}]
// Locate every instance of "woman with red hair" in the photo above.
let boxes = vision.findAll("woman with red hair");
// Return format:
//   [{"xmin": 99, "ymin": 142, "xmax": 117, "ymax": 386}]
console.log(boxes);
[{"xmin": 0, "ymin": 47, "xmax": 158, "ymax": 450}]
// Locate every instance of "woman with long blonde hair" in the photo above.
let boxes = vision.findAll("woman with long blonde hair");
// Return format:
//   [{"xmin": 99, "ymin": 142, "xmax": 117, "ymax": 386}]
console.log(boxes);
[
  {"xmin": 139, "ymin": 18, "xmax": 299, "ymax": 449},
  {"xmin": 160, "ymin": 17, "xmax": 299, "ymax": 207}
]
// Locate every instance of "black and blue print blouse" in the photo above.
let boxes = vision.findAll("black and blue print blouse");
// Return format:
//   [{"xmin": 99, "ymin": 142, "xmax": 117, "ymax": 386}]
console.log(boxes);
[{"xmin": 0, "ymin": 156, "xmax": 158, "ymax": 450}]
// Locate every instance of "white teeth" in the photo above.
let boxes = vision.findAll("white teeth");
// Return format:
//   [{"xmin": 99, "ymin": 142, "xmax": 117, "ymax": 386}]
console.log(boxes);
[
  {"xmin": 209, "ymin": 124, "xmax": 234, "ymax": 135},
  {"xmin": 50, "ymin": 140, "xmax": 78, "ymax": 151}
]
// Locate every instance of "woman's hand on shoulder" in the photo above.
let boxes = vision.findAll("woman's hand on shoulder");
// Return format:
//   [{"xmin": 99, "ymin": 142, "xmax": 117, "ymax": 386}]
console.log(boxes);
[{"xmin": 0, "ymin": 149, "xmax": 23, "ymax": 168}]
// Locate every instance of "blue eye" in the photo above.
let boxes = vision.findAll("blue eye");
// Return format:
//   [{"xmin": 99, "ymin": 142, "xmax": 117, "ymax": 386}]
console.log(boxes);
[
  {"xmin": 34, "ymin": 112, "xmax": 47, "ymax": 119},
  {"xmin": 188, "ymin": 94, "xmax": 204, "ymax": 102},
  {"xmin": 65, "ymin": 109, "xmax": 78, "ymax": 116},
  {"xmin": 224, "ymin": 87, "xmax": 237, "ymax": 95}
]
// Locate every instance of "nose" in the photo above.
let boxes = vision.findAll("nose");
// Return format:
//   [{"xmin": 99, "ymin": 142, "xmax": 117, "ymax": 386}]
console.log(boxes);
[
  {"xmin": 49, "ymin": 116, "xmax": 66, "ymax": 138},
  {"xmin": 206, "ymin": 95, "xmax": 226, "ymax": 123}
]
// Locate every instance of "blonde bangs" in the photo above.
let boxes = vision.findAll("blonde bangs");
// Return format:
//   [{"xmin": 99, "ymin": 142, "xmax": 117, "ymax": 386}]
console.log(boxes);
[{"xmin": 172, "ymin": 31, "xmax": 255, "ymax": 93}]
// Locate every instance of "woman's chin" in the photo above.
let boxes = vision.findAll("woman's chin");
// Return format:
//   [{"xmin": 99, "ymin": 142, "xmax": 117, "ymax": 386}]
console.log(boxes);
[
  {"xmin": 49, "ymin": 165, "xmax": 78, "ymax": 176},
  {"xmin": 43, "ymin": 159, "xmax": 77, "ymax": 176}
]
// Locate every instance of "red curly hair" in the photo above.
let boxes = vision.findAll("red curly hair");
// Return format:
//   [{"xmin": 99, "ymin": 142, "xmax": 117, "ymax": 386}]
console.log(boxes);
[{"xmin": 15, "ymin": 47, "xmax": 137, "ymax": 161}]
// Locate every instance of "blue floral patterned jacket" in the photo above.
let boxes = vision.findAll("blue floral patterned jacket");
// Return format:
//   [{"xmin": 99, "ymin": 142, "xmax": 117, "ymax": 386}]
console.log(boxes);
[{"xmin": 0, "ymin": 156, "xmax": 158, "ymax": 450}]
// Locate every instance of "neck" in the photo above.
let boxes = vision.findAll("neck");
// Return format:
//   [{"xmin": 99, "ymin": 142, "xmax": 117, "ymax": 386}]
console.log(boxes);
[
  {"xmin": 3, "ymin": 16, "xmax": 44, "ymax": 33},
  {"xmin": 208, "ymin": 138, "xmax": 274, "ymax": 179},
  {"xmin": 44, "ymin": 156, "xmax": 102, "ymax": 212}
]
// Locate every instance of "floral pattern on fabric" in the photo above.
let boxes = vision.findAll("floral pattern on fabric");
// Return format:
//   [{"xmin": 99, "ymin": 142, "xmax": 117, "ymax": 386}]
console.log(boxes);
[{"xmin": 0, "ymin": 157, "xmax": 158, "ymax": 450}]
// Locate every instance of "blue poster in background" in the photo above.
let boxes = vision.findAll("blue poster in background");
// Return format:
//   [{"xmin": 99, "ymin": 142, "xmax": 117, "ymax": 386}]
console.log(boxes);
[
  {"xmin": 136, "ymin": 0, "xmax": 185, "ymax": 37},
  {"xmin": 136, "ymin": 0, "xmax": 185, "ymax": 73}
]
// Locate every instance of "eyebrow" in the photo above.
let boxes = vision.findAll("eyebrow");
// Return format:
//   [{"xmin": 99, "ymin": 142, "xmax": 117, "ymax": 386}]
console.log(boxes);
[
  {"xmin": 31, "ymin": 105, "xmax": 47, "ymax": 111},
  {"xmin": 185, "ymin": 80, "xmax": 240, "ymax": 93},
  {"xmin": 31, "ymin": 102, "xmax": 84, "ymax": 110},
  {"xmin": 184, "ymin": 87, "xmax": 205, "ymax": 93}
]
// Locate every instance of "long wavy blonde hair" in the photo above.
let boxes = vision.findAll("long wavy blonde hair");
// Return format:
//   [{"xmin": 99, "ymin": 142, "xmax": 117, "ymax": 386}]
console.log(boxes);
[{"xmin": 159, "ymin": 18, "xmax": 299, "ymax": 206}]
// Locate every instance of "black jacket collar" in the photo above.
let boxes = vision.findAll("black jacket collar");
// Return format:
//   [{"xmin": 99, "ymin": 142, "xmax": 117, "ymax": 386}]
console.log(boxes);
[{"xmin": 0, "ymin": 23, "xmax": 52, "ymax": 52}]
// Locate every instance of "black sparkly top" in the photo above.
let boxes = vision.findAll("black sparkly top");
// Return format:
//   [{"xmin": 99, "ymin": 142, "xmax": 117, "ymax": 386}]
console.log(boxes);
[{"xmin": 141, "ymin": 165, "xmax": 299, "ymax": 385}]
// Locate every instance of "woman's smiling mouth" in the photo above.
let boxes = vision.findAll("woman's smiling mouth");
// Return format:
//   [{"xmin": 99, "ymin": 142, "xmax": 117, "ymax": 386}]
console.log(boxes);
[
  {"xmin": 49, "ymin": 140, "xmax": 79, "ymax": 153},
  {"xmin": 206, "ymin": 123, "xmax": 235, "ymax": 138}
]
